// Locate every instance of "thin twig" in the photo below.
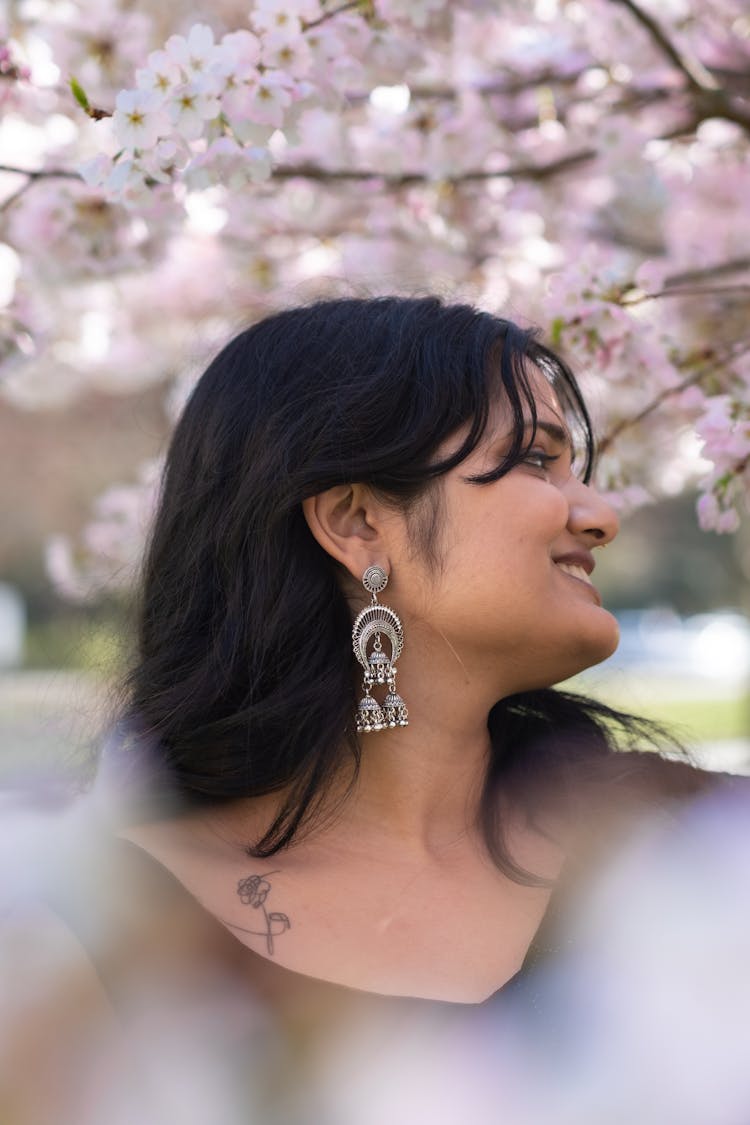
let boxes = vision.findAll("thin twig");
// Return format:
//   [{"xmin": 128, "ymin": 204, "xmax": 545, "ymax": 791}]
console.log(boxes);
[
  {"xmin": 612, "ymin": 0, "xmax": 719, "ymax": 93},
  {"xmin": 0, "ymin": 177, "xmax": 34, "ymax": 212},
  {"xmin": 273, "ymin": 148, "xmax": 594, "ymax": 185},
  {"xmin": 597, "ymin": 340, "xmax": 750, "ymax": 455},
  {"xmin": 304, "ymin": 1, "xmax": 363, "ymax": 31},
  {"xmin": 624, "ymin": 284, "xmax": 750, "ymax": 305},
  {"xmin": 665, "ymin": 258, "xmax": 750, "ymax": 287},
  {"xmin": 347, "ymin": 66, "xmax": 591, "ymax": 104},
  {"xmin": 0, "ymin": 164, "xmax": 83, "ymax": 211},
  {"xmin": 0, "ymin": 163, "xmax": 81, "ymax": 180}
]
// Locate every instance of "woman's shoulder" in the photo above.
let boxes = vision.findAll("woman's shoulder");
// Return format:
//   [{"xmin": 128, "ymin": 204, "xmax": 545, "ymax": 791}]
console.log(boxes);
[
  {"xmin": 606, "ymin": 750, "xmax": 746, "ymax": 806},
  {"xmin": 0, "ymin": 792, "xmax": 278, "ymax": 1125},
  {"xmin": 556, "ymin": 751, "xmax": 747, "ymax": 885},
  {"xmin": 0, "ymin": 793, "xmax": 239, "ymax": 991}
]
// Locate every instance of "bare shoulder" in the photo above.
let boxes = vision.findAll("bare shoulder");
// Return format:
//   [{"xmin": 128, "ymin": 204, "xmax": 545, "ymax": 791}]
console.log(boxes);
[
  {"xmin": 0, "ymin": 898, "xmax": 122, "ymax": 1125},
  {"xmin": 1, "ymin": 897, "xmax": 117, "ymax": 1014},
  {"xmin": 561, "ymin": 751, "xmax": 749, "ymax": 874},
  {"xmin": 614, "ymin": 751, "xmax": 747, "ymax": 803}
]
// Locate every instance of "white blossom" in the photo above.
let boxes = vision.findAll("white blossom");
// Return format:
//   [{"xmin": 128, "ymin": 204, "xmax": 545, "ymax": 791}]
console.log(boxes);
[
  {"xmin": 168, "ymin": 82, "xmax": 221, "ymax": 141},
  {"xmin": 186, "ymin": 137, "xmax": 272, "ymax": 190},
  {"xmin": 135, "ymin": 48, "xmax": 182, "ymax": 96},
  {"xmin": 164, "ymin": 23, "xmax": 222, "ymax": 80},
  {"xmin": 235, "ymin": 70, "xmax": 293, "ymax": 128},
  {"xmin": 262, "ymin": 29, "xmax": 313, "ymax": 78},
  {"xmin": 250, "ymin": 0, "xmax": 320, "ymax": 39},
  {"xmin": 112, "ymin": 88, "xmax": 170, "ymax": 151}
]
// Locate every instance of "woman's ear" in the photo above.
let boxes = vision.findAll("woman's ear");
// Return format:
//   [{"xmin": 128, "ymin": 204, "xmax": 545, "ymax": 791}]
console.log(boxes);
[{"xmin": 302, "ymin": 484, "xmax": 387, "ymax": 582}]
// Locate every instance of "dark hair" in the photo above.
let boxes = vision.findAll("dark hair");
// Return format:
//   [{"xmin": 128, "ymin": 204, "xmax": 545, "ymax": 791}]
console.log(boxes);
[{"xmin": 115, "ymin": 295, "xmax": 696, "ymax": 886}]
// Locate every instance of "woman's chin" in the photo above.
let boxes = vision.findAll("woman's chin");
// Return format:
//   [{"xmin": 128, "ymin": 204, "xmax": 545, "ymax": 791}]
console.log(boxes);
[
  {"xmin": 544, "ymin": 616, "xmax": 621, "ymax": 687},
  {"xmin": 568, "ymin": 615, "xmax": 621, "ymax": 675}
]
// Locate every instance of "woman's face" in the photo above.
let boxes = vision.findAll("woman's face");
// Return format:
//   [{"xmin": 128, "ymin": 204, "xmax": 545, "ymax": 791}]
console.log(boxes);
[{"xmin": 396, "ymin": 367, "xmax": 620, "ymax": 692}]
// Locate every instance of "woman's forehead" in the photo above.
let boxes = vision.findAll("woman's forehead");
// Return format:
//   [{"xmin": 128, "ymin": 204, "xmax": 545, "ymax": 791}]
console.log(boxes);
[
  {"xmin": 487, "ymin": 366, "xmax": 566, "ymax": 437},
  {"xmin": 437, "ymin": 367, "xmax": 569, "ymax": 461}
]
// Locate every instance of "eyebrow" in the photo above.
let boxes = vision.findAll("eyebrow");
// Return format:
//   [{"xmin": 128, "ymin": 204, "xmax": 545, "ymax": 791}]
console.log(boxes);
[{"xmin": 524, "ymin": 419, "xmax": 575, "ymax": 454}]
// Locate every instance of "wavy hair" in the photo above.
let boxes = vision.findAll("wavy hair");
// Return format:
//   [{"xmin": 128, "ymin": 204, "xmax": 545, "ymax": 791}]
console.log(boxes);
[{"xmin": 115, "ymin": 296, "xmax": 697, "ymax": 886}]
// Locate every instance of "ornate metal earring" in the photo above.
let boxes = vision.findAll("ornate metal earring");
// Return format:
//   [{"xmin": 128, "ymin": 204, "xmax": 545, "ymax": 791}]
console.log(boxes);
[{"xmin": 352, "ymin": 565, "xmax": 408, "ymax": 734}]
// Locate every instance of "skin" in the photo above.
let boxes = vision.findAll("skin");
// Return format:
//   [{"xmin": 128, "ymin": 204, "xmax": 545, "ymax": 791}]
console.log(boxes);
[{"xmin": 120, "ymin": 367, "xmax": 622, "ymax": 1003}]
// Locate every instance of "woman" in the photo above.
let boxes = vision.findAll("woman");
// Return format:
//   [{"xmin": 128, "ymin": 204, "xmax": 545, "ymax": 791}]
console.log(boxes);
[
  {"xmin": 1, "ymin": 295, "xmax": 733, "ymax": 1125},
  {"xmin": 108, "ymin": 294, "xmax": 720, "ymax": 1003}
]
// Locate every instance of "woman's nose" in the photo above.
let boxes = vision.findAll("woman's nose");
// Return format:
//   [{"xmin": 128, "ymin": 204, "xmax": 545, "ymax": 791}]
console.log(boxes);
[{"xmin": 565, "ymin": 477, "xmax": 620, "ymax": 546}]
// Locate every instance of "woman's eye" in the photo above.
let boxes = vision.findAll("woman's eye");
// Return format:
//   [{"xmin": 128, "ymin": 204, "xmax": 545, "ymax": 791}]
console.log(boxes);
[{"xmin": 522, "ymin": 450, "xmax": 559, "ymax": 472}]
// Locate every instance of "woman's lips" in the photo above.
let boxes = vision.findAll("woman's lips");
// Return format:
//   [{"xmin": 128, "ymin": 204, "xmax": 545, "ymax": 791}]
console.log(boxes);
[{"xmin": 554, "ymin": 561, "xmax": 602, "ymax": 606}]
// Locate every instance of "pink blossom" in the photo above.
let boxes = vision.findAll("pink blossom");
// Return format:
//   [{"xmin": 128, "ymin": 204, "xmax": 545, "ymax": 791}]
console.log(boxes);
[
  {"xmin": 164, "ymin": 23, "xmax": 221, "ymax": 80},
  {"xmin": 233, "ymin": 70, "xmax": 293, "ymax": 128},
  {"xmin": 262, "ymin": 30, "xmax": 313, "ymax": 78},
  {"xmin": 186, "ymin": 137, "xmax": 272, "ymax": 189},
  {"xmin": 135, "ymin": 49, "xmax": 182, "ymax": 96},
  {"xmin": 167, "ymin": 82, "xmax": 221, "ymax": 141},
  {"xmin": 217, "ymin": 29, "xmax": 262, "ymax": 78},
  {"xmin": 696, "ymin": 491, "xmax": 741, "ymax": 534},
  {"xmin": 634, "ymin": 259, "xmax": 672, "ymax": 293},
  {"xmin": 112, "ymin": 88, "xmax": 170, "ymax": 151},
  {"xmin": 251, "ymin": 0, "xmax": 321, "ymax": 38}
]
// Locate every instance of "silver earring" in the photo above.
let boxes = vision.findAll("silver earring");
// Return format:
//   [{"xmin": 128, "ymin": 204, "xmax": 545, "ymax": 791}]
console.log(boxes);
[{"xmin": 352, "ymin": 565, "xmax": 408, "ymax": 734}]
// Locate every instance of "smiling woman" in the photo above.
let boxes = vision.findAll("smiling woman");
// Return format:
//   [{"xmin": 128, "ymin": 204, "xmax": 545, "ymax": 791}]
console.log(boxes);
[
  {"xmin": 82, "ymin": 295, "xmax": 733, "ymax": 1005},
  {"xmin": 4, "ymin": 295, "xmax": 742, "ymax": 1125},
  {"xmin": 26, "ymin": 297, "xmax": 735, "ymax": 1010}
]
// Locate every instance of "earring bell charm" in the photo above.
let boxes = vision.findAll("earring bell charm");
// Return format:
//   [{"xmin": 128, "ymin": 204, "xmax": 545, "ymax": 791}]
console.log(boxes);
[{"xmin": 352, "ymin": 565, "xmax": 408, "ymax": 733}]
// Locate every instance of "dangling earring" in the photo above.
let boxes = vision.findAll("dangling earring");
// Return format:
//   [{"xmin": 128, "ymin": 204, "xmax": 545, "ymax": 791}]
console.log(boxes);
[{"xmin": 352, "ymin": 565, "xmax": 408, "ymax": 734}]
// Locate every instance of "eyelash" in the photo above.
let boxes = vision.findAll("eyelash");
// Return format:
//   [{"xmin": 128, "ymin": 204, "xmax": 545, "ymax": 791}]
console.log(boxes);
[{"xmin": 522, "ymin": 450, "xmax": 560, "ymax": 472}]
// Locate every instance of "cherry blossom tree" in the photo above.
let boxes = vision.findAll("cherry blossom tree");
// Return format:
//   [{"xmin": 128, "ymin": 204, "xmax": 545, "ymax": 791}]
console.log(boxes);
[{"xmin": 1, "ymin": 0, "xmax": 749, "ymax": 598}]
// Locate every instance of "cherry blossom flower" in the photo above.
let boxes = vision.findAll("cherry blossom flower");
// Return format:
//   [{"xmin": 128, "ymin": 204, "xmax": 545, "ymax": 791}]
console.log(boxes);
[
  {"xmin": 696, "ymin": 490, "xmax": 741, "ymax": 534},
  {"xmin": 250, "ymin": 0, "xmax": 320, "ymax": 39},
  {"xmin": 237, "ymin": 70, "xmax": 294, "ymax": 128},
  {"xmin": 135, "ymin": 49, "xmax": 182, "ymax": 96},
  {"xmin": 164, "ymin": 23, "xmax": 222, "ymax": 80},
  {"xmin": 112, "ymin": 88, "xmax": 170, "ymax": 152},
  {"xmin": 262, "ymin": 29, "xmax": 313, "ymax": 78},
  {"xmin": 167, "ymin": 81, "xmax": 221, "ymax": 141},
  {"xmin": 186, "ymin": 137, "xmax": 272, "ymax": 189},
  {"xmin": 215, "ymin": 28, "xmax": 262, "ymax": 81}
]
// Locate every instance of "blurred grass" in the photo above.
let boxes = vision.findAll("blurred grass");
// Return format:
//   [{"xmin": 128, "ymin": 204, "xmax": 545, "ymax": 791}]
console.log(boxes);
[
  {"xmin": 568, "ymin": 671, "xmax": 749, "ymax": 745},
  {"xmin": 611, "ymin": 693, "xmax": 749, "ymax": 742},
  {"xmin": 23, "ymin": 613, "xmax": 128, "ymax": 675}
]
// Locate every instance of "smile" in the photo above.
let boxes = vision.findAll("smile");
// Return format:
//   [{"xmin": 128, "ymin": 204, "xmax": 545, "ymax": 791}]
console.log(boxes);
[{"xmin": 554, "ymin": 561, "xmax": 602, "ymax": 605}]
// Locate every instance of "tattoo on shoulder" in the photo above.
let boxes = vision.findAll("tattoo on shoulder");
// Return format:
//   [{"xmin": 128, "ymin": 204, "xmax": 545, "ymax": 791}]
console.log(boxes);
[{"xmin": 232, "ymin": 871, "xmax": 291, "ymax": 956}]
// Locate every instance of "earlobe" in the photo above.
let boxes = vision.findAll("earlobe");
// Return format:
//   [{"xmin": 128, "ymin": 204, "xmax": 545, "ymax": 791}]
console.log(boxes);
[{"xmin": 301, "ymin": 484, "xmax": 383, "ymax": 578}]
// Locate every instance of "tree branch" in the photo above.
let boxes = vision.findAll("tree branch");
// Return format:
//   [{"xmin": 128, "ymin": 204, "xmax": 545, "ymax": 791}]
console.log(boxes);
[
  {"xmin": 0, "ymin": 177, "xmax": 34, "ymax": 212},
  {"xmin": 0, "ymin": 164, "xmax": 81, "ymax": 180},
  {"xmin": 664, "ymin": 259, "xmax": 750, "ymax": 287},
  {"xmin": 613, "ymin": 0, "xmax": 750, "ymax": 132},
  {"xmin": 597, "ymin": 339, "xmax": 750, "ymax": 455},
  {"xmin": 612, "ymin": 0, "xmax": 719, "ymax": 93},
  {"xmin": 0, "ymin": 164, "xmax": 82, "ymax": 210},
  {"xmin": 304, "ymin": 1, "xmax": 364, "ymax": 31},
  {"xmin": 624, "ymin": 284, "xmax": 750, "ymax": 306},
  {"xmin": 273, "ymin": 149, "xmax": 594, "ymax": 185}
]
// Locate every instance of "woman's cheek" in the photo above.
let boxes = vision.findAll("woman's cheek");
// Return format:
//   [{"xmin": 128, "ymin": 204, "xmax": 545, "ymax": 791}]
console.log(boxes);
[{"xmin": 519, "ymin": 476, "xmax": 570, "ymax": 532}]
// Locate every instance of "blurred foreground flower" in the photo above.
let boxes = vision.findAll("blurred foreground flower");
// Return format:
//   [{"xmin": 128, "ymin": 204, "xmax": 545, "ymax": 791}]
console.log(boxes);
[{"xmin": 1, "ymin": 766, "xmax": 748, "ymax": 1124}]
